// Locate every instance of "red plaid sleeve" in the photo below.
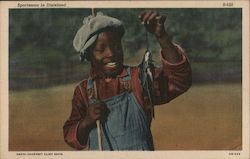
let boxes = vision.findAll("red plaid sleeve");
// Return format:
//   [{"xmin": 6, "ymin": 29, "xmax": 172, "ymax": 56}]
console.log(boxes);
[
  {"xmin": 63, "ymin": 81, "xmax": 89, "ymax": 150},
  {"xmin": 153, "ymin": 44, "xmax": 192, "ymax": 105}
]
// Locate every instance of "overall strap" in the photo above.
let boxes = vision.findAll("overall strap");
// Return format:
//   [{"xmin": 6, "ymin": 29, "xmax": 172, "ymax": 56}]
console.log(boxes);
[
  {"xmin": 122, "ymin": 67, "xmax": 131, "ymax": 82},
  {"xmin": 86, "ymin": 77, "xmax": 95, "ymax": 101},
  {"xmin": 87, "ymin": 77, "xmax": 93, "ymax": 90},
  {"xmin": 121, "ymin": 67, "xmax": 132, "ymax": 92}
]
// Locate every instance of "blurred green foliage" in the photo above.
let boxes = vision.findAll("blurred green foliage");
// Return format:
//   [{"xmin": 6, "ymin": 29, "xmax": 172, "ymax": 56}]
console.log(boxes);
[{"xmin": 9, "ymin": 8, "xmax": 242, "ymax": 90}]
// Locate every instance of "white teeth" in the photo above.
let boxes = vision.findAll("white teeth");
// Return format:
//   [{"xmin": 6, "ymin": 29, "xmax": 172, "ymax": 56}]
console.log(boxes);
[{"xmin": 105, "ymin": 62, "xmax": 117, "ymax": 67}]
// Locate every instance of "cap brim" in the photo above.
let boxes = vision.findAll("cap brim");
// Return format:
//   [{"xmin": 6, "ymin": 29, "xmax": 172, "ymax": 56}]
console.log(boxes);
[{"xmin": 80, "ymin": 34, "xmax": 98, "ymax": 54}]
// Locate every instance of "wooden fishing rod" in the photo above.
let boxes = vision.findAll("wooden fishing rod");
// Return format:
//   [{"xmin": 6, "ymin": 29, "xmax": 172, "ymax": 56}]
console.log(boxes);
[{"xmin": 91, "ymin": 8, "xmax": 102, "ymax": 151}]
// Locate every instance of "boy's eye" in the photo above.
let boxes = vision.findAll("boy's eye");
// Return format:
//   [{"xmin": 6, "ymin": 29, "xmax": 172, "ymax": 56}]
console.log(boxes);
[
  {"xmin": 94, "ymin": 45, "xmax": 106, "ymax": 52},
  {"xmin": 95, "ymin": 48, "xmax": 105, "ymax": 52}
]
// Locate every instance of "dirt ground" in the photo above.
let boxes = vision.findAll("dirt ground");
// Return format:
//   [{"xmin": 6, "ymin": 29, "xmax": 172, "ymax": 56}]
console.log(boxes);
[{"xmin": 9, "ymin": 83, "xmax": 242, "ymax": 151}]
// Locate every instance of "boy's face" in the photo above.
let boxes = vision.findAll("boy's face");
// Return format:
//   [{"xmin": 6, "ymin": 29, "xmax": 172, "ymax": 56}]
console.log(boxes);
[{"xmin": 90, "ymin": 29, "xmax": 124, "ymax": 77}]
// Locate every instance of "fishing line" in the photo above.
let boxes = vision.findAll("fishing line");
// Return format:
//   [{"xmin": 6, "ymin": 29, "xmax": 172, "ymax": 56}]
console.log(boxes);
[{"xmin": 146, "ymin": 29, "xmax": 149, "ymax": 51}]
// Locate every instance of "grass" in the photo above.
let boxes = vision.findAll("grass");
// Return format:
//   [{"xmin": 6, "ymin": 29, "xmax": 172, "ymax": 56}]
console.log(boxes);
[{"xmin": 9, "ymin": 83, "xmax": 242, "ymax": 150}]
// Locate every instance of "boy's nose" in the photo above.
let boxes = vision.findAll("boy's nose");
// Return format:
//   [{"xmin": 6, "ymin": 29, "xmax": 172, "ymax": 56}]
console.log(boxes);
[{"xmin": 105, "ymin": 47, "xmax": 114, "ymax": 57}]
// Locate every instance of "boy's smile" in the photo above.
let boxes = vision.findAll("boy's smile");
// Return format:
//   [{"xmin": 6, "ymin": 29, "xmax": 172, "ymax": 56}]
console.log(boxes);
[{"xmin": 90, "ymin": 29, "xmax": 124, "ymax": 77}]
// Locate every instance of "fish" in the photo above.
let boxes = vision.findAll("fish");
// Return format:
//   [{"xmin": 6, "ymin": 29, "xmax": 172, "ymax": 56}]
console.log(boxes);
[{"xmin": 139, "ymin": 49, "xmax": 155, "ymax": 118}]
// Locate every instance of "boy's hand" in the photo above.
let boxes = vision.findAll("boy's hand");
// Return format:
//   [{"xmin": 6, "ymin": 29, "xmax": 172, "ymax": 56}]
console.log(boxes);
[
  {"xmin": 84, "ymin": 100, "xmax": 108, "ymax": 126},
  {"xmin": 139, "ymin": 10, "xmax": 167, "ymax": 38},
  {"xmin": 77, "ymin": 100, "xmax": 108, "ymax": 145}
]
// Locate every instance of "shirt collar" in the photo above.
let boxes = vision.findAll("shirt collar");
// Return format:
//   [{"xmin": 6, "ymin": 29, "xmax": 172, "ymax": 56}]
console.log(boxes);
[{"xmin": 90, "ymin": 65, "xmax": 129, "ymax": 79}]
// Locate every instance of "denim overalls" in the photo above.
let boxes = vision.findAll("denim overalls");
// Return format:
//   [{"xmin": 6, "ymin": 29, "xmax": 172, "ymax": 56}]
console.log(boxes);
[{"xmin": 87, "ymin": 68, "xmax": 154, "ymax": 150}]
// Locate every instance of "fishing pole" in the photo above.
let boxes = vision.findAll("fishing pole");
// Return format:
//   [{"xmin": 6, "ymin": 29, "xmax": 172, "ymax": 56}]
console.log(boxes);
[{"xmin": 91, "ymin": 8, "xmax": 103, "ymax": 151}]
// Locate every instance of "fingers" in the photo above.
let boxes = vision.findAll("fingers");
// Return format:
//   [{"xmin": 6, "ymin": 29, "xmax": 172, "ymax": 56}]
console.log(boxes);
[
  {"xmin": 139, "ymin": 10, "xmax": 163, "ymax": 25},
  {"xmin": 87, "ymin": 101, "xmax": 109, "ymax": 122},
  {"xmin": 138, "ymin": 10, "xmax": 167, "ymax": 37},
  {"xmin": 156, "ymin": 15, "xmax": 166, "ymax": 25},
  {"xmin": 93, "ymin": 104, "xmax": 106, "ymax": 115},
  {"xmin": 138, "ymin": 10, "xmax": 147, "ymax": 21},
  {"xmin": 139, "ymin": 10, "xmax": 156, "ymax": 24}
]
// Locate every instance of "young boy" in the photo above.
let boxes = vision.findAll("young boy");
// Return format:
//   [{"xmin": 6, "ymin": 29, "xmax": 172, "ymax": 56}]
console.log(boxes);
[{"xmin": 63, "ymin": 10, "xmax": 192, "ymax": 150}]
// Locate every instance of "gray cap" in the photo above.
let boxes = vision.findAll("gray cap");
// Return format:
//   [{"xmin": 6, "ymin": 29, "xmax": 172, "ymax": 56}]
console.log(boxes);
[{"xmin": 73, "ymin": 12, "xmax": 125, "ymax": 61}]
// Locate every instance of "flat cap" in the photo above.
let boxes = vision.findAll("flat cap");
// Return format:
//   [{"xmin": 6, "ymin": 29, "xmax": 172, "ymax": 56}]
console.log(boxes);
[{"xmin": 73, "ymin": 12, "xmax": 125, "ymax": 60}]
